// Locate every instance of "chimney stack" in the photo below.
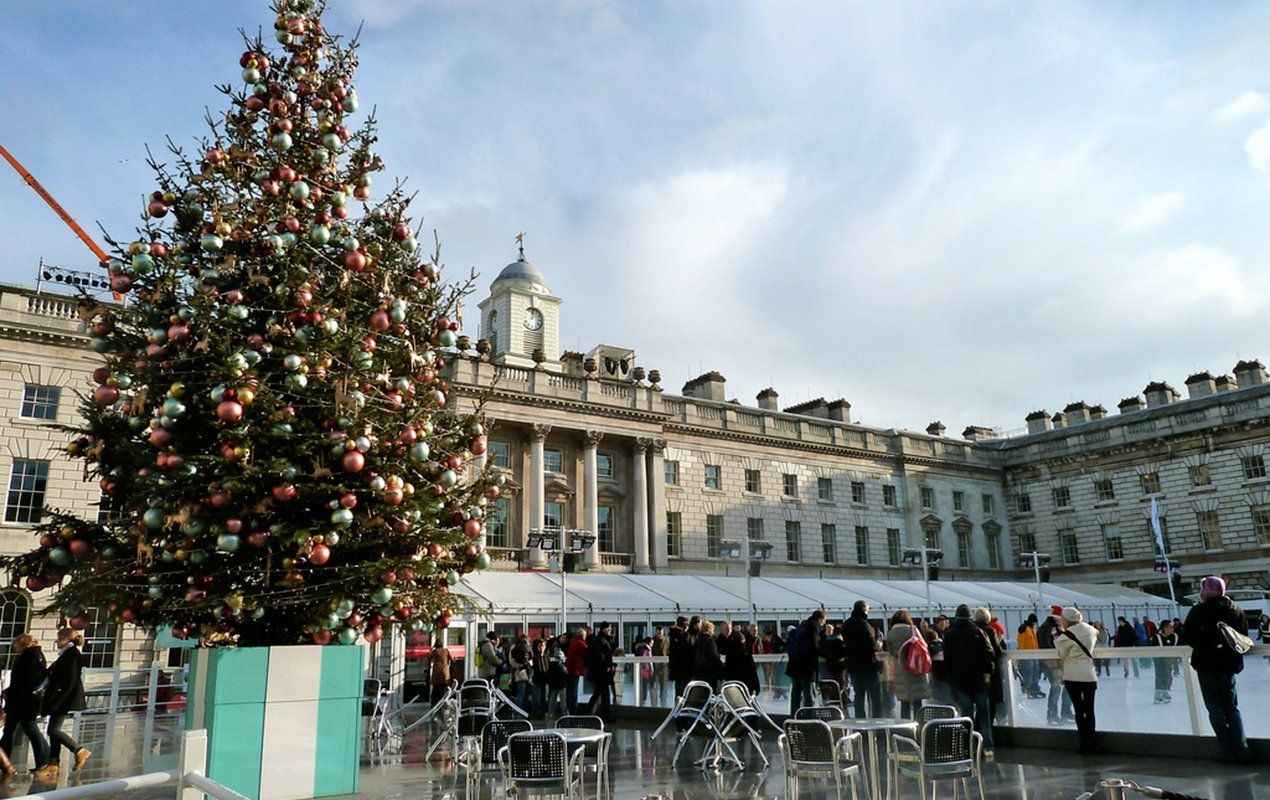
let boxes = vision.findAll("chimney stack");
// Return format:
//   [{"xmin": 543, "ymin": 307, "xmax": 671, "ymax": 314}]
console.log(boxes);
[
  {"xmin": 756, "ymin": 387, "xmax": 779, "ymax": 411},
  {"xmin": 681, "ymin": 371, "xmax": 727, "ymax": 402},
  {"xmin": 1025, "ymin": 410, "xmax": 1052, "ymax": 435},
  {"xmin": 1214, "ymin": 374, "xmax": 1237, "ymax": 393},
  {"xmin": 1233, "ymin": 359, "xmax": 1267, "ymax": 387},
  {"xmin": 1143, "ymin": 381, "xmax": 1180, "ymax": 409},
  {"xmin": 926, "ymin": 421, "xmax": 946, "ymax": 437},
  {"xmin": 1051, "ymin": 411, "xmax": 1067, "ymax": 428},
  {"xmin": 1088, "ymin": 404, "xmax": 1108, "ymax": 421},
  {"xmin": 1185, "ymin": 372, "xmax": 1216, "ymax": 399},
  {"xmin": 1063, "ymin": 401, "xmax": 1091, "ymax": 425},
  {"xmin": 962, "ymin": 425, "xmax": 995, "ymax": 442},
  {"xmin": 1118, "ymin": 396, "xmax": 1146, "ymax": 414},
  {"xmin": 827, "ymin": 399, "xmax": 852, "ymax": 423}
]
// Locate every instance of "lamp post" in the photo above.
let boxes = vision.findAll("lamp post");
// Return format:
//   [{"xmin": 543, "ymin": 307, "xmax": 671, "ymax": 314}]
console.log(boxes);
[
  {"xmin": 1018, "ymin": 551, "xmax": 1050, "ymax": 615},
  {"xmin": 902, "ymin": 546, "xmax": 943, "ymax": 616},
  {"xmin": 527, "ymin": 527, "xmax": 596, "ymax": 635},
  {"xmin": 721, "ymin": 537, "xmax": 773, "ymax": 626}
]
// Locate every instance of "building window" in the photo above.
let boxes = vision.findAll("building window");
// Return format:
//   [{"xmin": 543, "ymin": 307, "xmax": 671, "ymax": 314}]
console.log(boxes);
[
  {"xmin": 1140, "ymin": 472, "xmax": 1161, "ymax": 495},
  {"xmin": 1052, "ymin": 486, "xmax": 1071, "ymax": 509},
  {"xmin": 1241, "ymin": 454, "xmax": 1267, "ymax": 480},
  {"xmin": 81, "ymin": 607, "xmax": 120, "ymax": 669},
  {"xmin": 666, "ymin": 512, "xmax": 682, "ymax": 557},
  {"xmin": 1148, "ymin": 517, "xmax": 1172, "ymax": 555},
  {"xmin": 1252, "ymin": 507, "xmax": 1270, "ymax": 546},
  {"xmin": 5, "ymin": 459, "xmax": 49, "ymax": 524},
  {"xmin": 1188, "ymin": 464, "xmax": 1211, "ymax": 487},
  {"xmin": 1014, "ymin": 492, "xmax": 1032, "ymax": 514},
  {"xmin": 706, "ymin": 515, "xmax": 723, "ymax": 558},
  {"xmin": 664, "ymin": 461, "xmax": 680, "ymax": 486},
  {"xmin": 783, "ymin": 473, "xmax": 798, "ymax": 498},
  {"xmin": 597, "ymin": 506, "xmax": 616, "ymax": 552},
  {"xmin": 596, "ymin": 453, "xmax": 614, "ymax": 480},
  {"xmin": 486, "ymin": 498, "xmax": 509, "ymax": 548},
  {"xmin": 853, "ymin": 530, "xmax": 873, "ymax": 566},
  {"xmin": 544, "ymin": 501, "xmax": 564, "ymax": 529},
  {"xmin": 544, "ymin": 449, "xmax": 564, "ymax": 474},
  {"xmin": 882, "ymin": 485, "xmax": 898, "ymax": 507},
  {"xmin": 986, "ymin": 533, "xmax": 1002, "ymax": 570},
  {"xmin": 1102, "ymin": 524, "xmax": 1123, "ymax": 561},
  {"xmin": 1060, "ymin": 533, "xmax": 1080, "ymax": 565},
  {"xmin": 886, "ymin": 528, "xmax": 901, "ymax": 566},
  {"xmin": 784, "ymin": 521, "xmax": 801, "ymax": 562},
  {"xmin": 747, "ymin": 517, "xmax": 763, "ymax": 543},
  {"xmin": 0, "ymin": 590, "xmax": 30, "ymax": 669},
  {"xmin": 920, "ymin": 487, "xmax": 935, "ymax": 509},
  {"xmin": 20, "ymin": 386, "xmax": 60, "ymax": 421},
  {"xmin": 1094, "ymin": 478, "xmax": 1115, "ymax": 502},
  {"xmin": 704, "ymin": 465, "xmax": 722, "ymax": 490},
  {"xmin": 956, "ymin": 530, "xmax": 971, "ymax": 568},
  {"xmin": 489, "ymin": 440, "xmax": 511, "ymax": 469},
  {"xmin": 924, "ymin": 527, "xmax": 940, "ymax": 550},
  {"xmin": 982, "ymin": 494, "xmax": 995, "ymax": 515},
  {"xmin": 953, "ymin": 491, "xmax": 965, "ymax": 512},
  {"xmin": 1017, "ymin": 530, "xmax": 1037, "ymax": 555},
  {"xmin": 1197, "ymin": 510, "xmax": 1222, "ymax": 550},
  {"xmin": 744, "ymin": 469, "xmax": 761, "ymax": 494},
  {"xmin": 817, "ymin": 477, "xmax": 833, "ymax": 502},
  {"xmin": 821, "ymin": 523, "xmax": 836, "ymax": 564},
  {"xmin": 850, "ymin": 481, "xmax": 866, "ymax": 504}
]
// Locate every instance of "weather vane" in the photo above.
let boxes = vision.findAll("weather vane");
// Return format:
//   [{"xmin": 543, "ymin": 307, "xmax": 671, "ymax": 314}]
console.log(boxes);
[{"xmin": 515, "ymin": 231, "xmax": 526, "ymax": 260}]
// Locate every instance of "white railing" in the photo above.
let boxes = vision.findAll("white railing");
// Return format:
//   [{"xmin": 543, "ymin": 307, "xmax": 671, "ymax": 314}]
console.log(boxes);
[{"xmin": 20, "ymin": 729, "xmax": 247, "ymax": 800}]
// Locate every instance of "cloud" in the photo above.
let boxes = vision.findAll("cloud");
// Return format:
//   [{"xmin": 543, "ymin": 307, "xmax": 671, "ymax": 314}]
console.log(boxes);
[
  {"xmin": 1243, "ymin": 120, "xmax": 1270, "ymax": 171},
  {"xmin": 1216, "ymin": 90, "xmax": 1268, "ymax": 122},
  {"xmin": 1121, "ymin": 192, "xmax": 1185, "ymax": 235}
]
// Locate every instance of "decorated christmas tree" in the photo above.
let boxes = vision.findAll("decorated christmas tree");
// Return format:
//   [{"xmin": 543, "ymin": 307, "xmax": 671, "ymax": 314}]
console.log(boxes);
[{"xmin": 1, "ymin": 0, "xmax": 496, "ymax": 647}]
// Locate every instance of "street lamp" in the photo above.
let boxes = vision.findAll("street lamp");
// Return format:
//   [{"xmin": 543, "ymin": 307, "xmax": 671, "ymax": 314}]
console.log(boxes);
[
  {"xmin": 1017, "ymin": 551, "xmax": 1051, "ymax": 614},
  {"xmin": 902, "ymin": 547, "xmax": 943, "ymax": 614},
  {"xmin": 720, "ymin": 537, "xmax": 774, "ymax": 626},
  {"xmin": 527, "ymin": 527, "xmax": 596, "ymax": 635}
]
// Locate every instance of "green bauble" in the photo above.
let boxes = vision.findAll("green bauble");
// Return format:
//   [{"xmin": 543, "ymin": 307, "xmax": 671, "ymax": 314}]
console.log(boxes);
[
  {"xmin": 143, "ymin": 507, "xmax": 166, "ymax": 530},
  {"xmin": 408, "ymin": 442, "xmax": 430, "ymax": 462},
  {"xmin": 200, "ymin": 233, "xmax": 224, "ymax": 252},
  {"xmin": 330, "ymin": 508, "xmax": 354, "ymax": 527},
  {"xmin": 322, "ymin": 611, "xmax": 341, "ymax": 630},
  {"xmin": 370, "ymin": 586, "xmax": 393, "ymax": 605},
  {"xmin": 271, "ymin": 131, "xmax": 293, "ymax": 151},
  {"xmin": 49, "ymin": 547, "xmax": 70, "ymax": 566},
  {"xmin": 338, "ymin": 627, "xmax": 358, "ymax": 645},
  {"xmin": 309, "ymin": 225, "xmax": 330, "ymax": 245},
  {"xmin": 216, "ymin": 534, "xmax": 241, "ymax": 552}
]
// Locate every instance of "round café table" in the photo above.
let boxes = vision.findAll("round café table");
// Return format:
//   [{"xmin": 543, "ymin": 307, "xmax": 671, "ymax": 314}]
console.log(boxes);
[
  {"xmin": 541, "ymin": 728, "xmax": 611, "ymax": 798},
  {"xmin": 828, "ymin": 717, "xmax": 917, "ymax": 800}
]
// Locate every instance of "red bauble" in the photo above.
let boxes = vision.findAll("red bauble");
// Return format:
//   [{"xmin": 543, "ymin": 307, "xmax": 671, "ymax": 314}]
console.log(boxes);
[
  {"xmin": 339, "ymin": 493, "xmax": 357, "ymax": 509},
  {"xmin": 464, "ymin": 518, "xmax": 483, "ymax": 538},
  {"xmin": 346, "ymin": 611, "xmax": 362, "ymax": 628},
  {"xmin": 69, "ymin": 539, "xmax": 91, "ymax": 557},
  {"xmin": 383, "ymin": 489, "xmax": 404, "ymax": 506},
  {"xmin": 92, "ymin": 366, "xmax": 111, "ymax": 384},
  {"xmin": 468, "ymin": 436, "xmax": 487, "ymax": 455},
  {"xmin": 435, "ymin": 613, "xmax": 451, "ymax": 630},
  {"xmin": 344, "ymin": 250, "xmax": 366, "ymax": 271},
  {"xmin": 247, "ymin": 531, "xmax": 270, "ymax": 548},
  {"xmin": 217, "ymin": 400, "xmax": 244, "ymax": 423},
  {"xmin": 271, "ymin": 484, "xmax": 297, "ymax": 502},
  {"xmin": 70, "ymin": 614, "xmax": 90, "ymax": 630},
  {"xmin": 312, "ymin": 630, "xmax": 332, "ymax": 645},
  {"xmin": 226, "ymin": 517, "xmax": 244, "ymax": 534},
  {"xmin": 364, "ymin": 626, "xmax": 383, "ymax": 644},
  {"xmin": 399, "ymin": 426, "xmax": 418, "ymax": 444},
  {"xmin": 148, "ymin": 200, "xmax": 169, "ymax": 218},
  {"xmin": 369, "ymin": 310, "xmax": 390, "ymax": 331},
  {"xmin": 309, "ymin": 543, "xmax": 331, "ymax": 565},
  {"xmin": 464, "ymin": 543, "xmax": 480, "ymax": 558},
  {"xmin": 149, "ymin": 427, "xmax": 174, "ymax": 448},
  {"xmin": 380, "ymin": 571, "xmax": 398, "ymax": 585},
  {"xmin": 38, "ymin": 534, "xmax": 57, "ymax": 549},
  {"xmin": 392, "ymin": 222, "xmax": 410, "ymax": 240},
  {"xmin": 167, "ymin": 324, "xmax": 191, "ymax": 343},
  {"xmin": 209, "ymin": 490, "xmax": 233, "ymax": 510},
  {"xmin": 484, "ymin": 485, "xmax": 501, "ymax": 499},
  {"xmin": 109, "ymin": 274, "xmax": 133, "ymax": 293},
  {"xmin": 93, "ymin": 385, "xmax": 120, "ymax": 406},
  {"xmin": 427, "ymin": 542, "xmax": 445, "ymax": 559},
  {"xmin": 446, "ymin": 454, "xmax": 464, "ymax": 471},
  {"xmin": 341, "ymin": 450, "xmax": 365, "ymax": 473}
]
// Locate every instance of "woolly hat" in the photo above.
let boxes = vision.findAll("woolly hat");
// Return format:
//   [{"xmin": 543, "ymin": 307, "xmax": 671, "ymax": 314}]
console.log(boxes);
[
  {"xmin": 1050, "ymin": 604, "xmax": 1064, "ymax": 617},
  {"xmin": 955, "ymin": 604, "xmax": 972, "ymax": 619},
  {"xmin": 1200, "ymin": 576, "xmax": 1226, "ymax": 600},
  {"xmin": 1061, "ymin": 607, "xmax": 1082, "ymax": 624}
]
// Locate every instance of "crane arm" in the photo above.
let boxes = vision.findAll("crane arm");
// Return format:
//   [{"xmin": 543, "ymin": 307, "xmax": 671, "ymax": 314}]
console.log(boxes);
[{"xmin": 0, "ymin": 144, "xmax": 110, "ymax": 264}]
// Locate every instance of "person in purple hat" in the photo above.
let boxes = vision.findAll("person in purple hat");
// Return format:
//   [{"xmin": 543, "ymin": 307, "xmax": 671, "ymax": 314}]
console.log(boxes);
[{"xmin": 1180, "ymin": 576, "xmax": 1253, "ymax": 764}]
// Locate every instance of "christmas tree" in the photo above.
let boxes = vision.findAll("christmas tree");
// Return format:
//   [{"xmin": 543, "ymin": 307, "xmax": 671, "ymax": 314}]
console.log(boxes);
[{"xmin": 1, "ymin": 0, "xmax": 497, "ymax": 647}]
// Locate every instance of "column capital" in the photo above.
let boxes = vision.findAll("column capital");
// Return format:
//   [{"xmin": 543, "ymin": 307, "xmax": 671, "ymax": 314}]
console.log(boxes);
[
  {"xmin": 648, "ymin": 437, "xmax": 667, "ymax": 454},
  {"xmin": 584, "ymin": 430, "xmax": 605, "ymax": 447},
  {"xmin": 529, "ymin": 423, "xmax": 552, "ymax": 443},
  {"xmin": 634, "ymin": 436, "xmax": 653, "ymax": 454}
]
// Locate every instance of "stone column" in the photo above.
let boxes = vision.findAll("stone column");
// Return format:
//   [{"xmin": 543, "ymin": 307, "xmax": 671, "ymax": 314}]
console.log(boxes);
[
  {"xmin": 648, "ymin": 438, "xmax": 668, "ymax": 570},
  {"xmin": 632, "ymin": 438, "xmax": 651, "ymax": 573},
  {"xmin": 582, "ymin": 431, "xmax": 603, "ymax": 568},
  {"xmin": 528, "ymin": 423, "xmax": 550, "ymax": 567}
]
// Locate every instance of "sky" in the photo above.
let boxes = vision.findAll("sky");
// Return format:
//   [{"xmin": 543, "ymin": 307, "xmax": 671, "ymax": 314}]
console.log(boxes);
[{"xmin": 2, "ymin": 2, "xmax": 1269, "ymax": 434}]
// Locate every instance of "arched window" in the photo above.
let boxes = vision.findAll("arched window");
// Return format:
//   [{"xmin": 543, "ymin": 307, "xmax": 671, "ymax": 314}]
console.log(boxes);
[{"xmin": 0, "ymin": 590, "xmax": 31, "ymax": 669}]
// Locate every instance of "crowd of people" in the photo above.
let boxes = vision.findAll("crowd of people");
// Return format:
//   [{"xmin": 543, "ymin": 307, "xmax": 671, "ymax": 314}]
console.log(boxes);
[{"xmin": 0, "ymin": 628, "xmax": 91, "ymax": 781}]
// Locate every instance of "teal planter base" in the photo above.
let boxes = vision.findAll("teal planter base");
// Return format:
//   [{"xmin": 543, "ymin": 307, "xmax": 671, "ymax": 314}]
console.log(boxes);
[{"xmin": 187, "ymin": 645, "xmax": 364, "ymax": 800}]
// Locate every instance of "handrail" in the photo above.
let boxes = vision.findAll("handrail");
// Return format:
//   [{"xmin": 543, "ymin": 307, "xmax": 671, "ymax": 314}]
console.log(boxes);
[{"xmin": 18, "ymin": 770, "xmax": 177, "ymax": 800}]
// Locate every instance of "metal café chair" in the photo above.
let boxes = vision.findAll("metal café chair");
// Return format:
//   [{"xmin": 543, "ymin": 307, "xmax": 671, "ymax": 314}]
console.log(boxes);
[
  {"xmin": 794, "ymin": 704, "xmax": 845, "ymax": 721},
  {"xmin": 818, "ymin": 679, "xmax": 846, "ymax": 711},
  {"xmin": 498, "ymin": 730, "xmax": 586, "ymax": 800},
  {"xmin": 889, "ymin": 716, "xmax": 985, "ymax": 800},
  {"xmin": 779, "ymin": 718, "xmax": 864, "ymax": 800},
  {"xmin": 555, "ymin": 715, "xmax": 609, "ymax": 796},
  {"xmin": 885, "ymin": 704, "xmax": 958, "ymax": 800},
  {"xmin": 428, "ymin": 683, "xmax": 495, "ymax": 760},
  {"xmin": 362, "ymin": 679, "xmax": 395, "ymax": 739},
  {"xmin": 717, "ymin": 682, "xmax": 770, "ymax": 767},
  {"xmin": 653, "ymin": 680, "xmax": 741, "ymax": 770},
  {"xmin": 461, "ymin": 718, "xmax": 532, "ymax": 797}
]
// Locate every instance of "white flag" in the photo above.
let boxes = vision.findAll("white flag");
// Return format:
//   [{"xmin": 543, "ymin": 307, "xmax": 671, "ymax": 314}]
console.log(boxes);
[{"xmin": 1150, "ymin": 497, "xmax": 1167, "ymax": 556}]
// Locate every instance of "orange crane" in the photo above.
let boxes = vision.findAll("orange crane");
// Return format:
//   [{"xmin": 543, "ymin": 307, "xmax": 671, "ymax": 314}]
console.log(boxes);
[{"xmin": 0, "ymin": 144, "xmax": 110, "ymax": 265}]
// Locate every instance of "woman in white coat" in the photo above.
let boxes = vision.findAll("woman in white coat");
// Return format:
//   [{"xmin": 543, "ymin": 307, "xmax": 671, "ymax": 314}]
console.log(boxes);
[{"xmin": 1055, "ymin": 607, "xmax": 1101, "ymax": 755}]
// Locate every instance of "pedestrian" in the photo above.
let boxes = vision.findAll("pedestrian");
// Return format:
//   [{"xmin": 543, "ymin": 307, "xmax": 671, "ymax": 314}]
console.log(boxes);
[
  {"xmin": 634, "ymin": 637, "xmax": 654, "ymax": 705},
  {"xmin": 820, "ymin": 623, "xmax": 848, "ymax": 695},
  {"xmin": 1151, "ymin": 620, "xmax": 1178, "ymax": 704},
  {"xmin": 477, "ymin": 632, "xmax": 504, "ymax": 681},
  {"xmin": 926, "ymin": 628, "xmax": 949, "ymax": 703},
  {"xmin": 428, "ymin": 641, "xmax": 452, "ymax": 706},
  {"xmin": 43, "ymin": 628, "xmax": 91, "ymax": 775},
  {"xmin": 531, "ymin": 638, "xmax": 551, "ymax": 717},
  {"xmin": 843, "ymin": 601, "xmax": 883, "ymax": 718},
  {"xmin": 1016, "ymin": 614, "xmax": 1042, "ymax": 697},
  {"xmin": 0, "ymin": 633, "xmax": 50, "ymax": 778},
  {"xmin": 667, "ymin": 617, "xmax": 693, "ymax": 700},
  {"xmin": 760, "ymin": 629, "xmax": 782, "ymax": 699},
  {"xmin": 1143, "ymin": 616, "xmax": 1158, "ymax": 640},
  {"xmin": 974, "ymin": 608, "xmax": 1005, "ymax": 724},
  {"xmin": 586, "ymin": 622, "xmax": 616, "ymax": 722},
  {"xmin": 1180, "ymin": 577, "xmax": 1253, "ymax": 764},
  {"xmin": 885, "ymin": 611, "xmax": 931, "ymax": 719},
  {"xmin": 508, "ymin": 635, "xmax": 533, "ymax": 711},
  {"xmin": 1092, "ymin": 621, "xmax": 1111, "ymax": 677},
  {"xmin": 724, "ymin": 623, "xmax": 760, "ymax": 695},
  {"xmin": 565, "ymin": 627, "xmax": 589, "ymax": 714},
  {"xmin": 651, "ymin": 626, "xmax": 671, "ymax": 704},
  {"xmin": 1115, "ymin": 616, "xmax": 1139, "ymax": 678},
  {"xmin": 693, "ymin": 621, "xmax": 724, "ymax": 690},
  {"xmin": 785, "ymin": 609, "xmax": 825, "ymax": 715},
  {"xmin": 1055, "ymin": 607, "xmax": 1100, "ymax": 755},
  {"xmin": 1037, "ymin": 605, "xmax": 1073, "ymax": 723},
  {"xmin": 942, "ymin": 605, "xmax": 996, "ymax": 758},
  {"xmin": 545, "ymin": 634, "xmax": 569, "ymax": 719}
]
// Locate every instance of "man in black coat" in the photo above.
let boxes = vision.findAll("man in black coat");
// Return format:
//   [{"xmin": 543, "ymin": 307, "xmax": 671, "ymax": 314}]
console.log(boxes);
[
  {"xmin": 784, "ymin": 609, "xmax": 825, "ymax": 716},
  {"xmin": 667, "ymin": 616, "xmax": 693, "ymax": 699},
  {"xmin": 42, "ymin": 629, "xmax": 90, "ymax": 776},
  {"xmin": 585, "ymin": 622, "xmax": 616, "ymax": 722},
  {"xmin": 942, "ymin": 605, "xmax": 996, "ymax": 754},
  {"xmin": 841, "ymin": 601, "xmax": 881, "ymax": 718},
  {"xmin": 1181, "ymin": 577, "xmax": 1253, "ymax": 764},
  {"xmin": 0, "ymin": 634, "xmax": 50, "ymax": 773},
  {"xmin": 693, "ymin": 621, "xmax": 724, "ymax": 690},
  {"xmin": 1037, "ymin": 604, "xmax": 1072, "ymax": 723}
]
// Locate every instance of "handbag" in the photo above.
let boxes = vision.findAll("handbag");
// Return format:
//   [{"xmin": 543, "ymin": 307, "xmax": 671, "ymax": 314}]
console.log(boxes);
[{"xmin": 1217, "ymin": 622, "xmax": 1254, "ymax": 655}]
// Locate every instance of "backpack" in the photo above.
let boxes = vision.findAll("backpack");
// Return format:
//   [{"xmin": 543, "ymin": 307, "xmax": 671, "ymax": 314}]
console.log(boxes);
[
  {"xmin": 901, "ymin": 626, "xmax": 931, "ymax": 676},
  {"xmin": 474, "ymin": 645, "xmax": 485, "ymax": 668}
]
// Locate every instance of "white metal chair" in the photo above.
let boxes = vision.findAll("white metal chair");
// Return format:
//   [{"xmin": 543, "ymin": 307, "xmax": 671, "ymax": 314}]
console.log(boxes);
[
  {"xmin": 555, "ymin": 715, "xmax": 609, "ymax": 798},
  {"xmin": 362, "ymin": 679, "xmax": 395, "ymax": 740},
  {"xmin": 885, "ymin": 704, "xmax": 959, "ymax": 800},
  {"xmin": 778, "ymin": 718, "xmax": 864, "ymax": 800},
  {"xmin": 889, "ymin": 716, "xmax": 985, "ymax": 800},
  {"xmin": 498, "ymin": 730, "xmax": 586, "ymax": 800},
  {"xmin": 717, "ymin": 681, "xmax": 770, "ymax": 767},
  {"xmin": 460, "ymin": 717, "xmax": 531, "ymax": 797},
  {"xmin": 653, "ymin": 680, "xmax": 740, "ymax": 770}
]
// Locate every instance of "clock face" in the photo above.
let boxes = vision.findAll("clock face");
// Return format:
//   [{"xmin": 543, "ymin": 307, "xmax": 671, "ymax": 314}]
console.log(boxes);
[{"xmin": 524, "ymin": 308, "xmax": 544, "ymax": 331}]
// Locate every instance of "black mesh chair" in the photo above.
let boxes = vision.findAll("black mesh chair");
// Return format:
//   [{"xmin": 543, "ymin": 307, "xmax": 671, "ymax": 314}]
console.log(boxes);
[
  {"xmin": 818, "ymin": 679, "xmax": 846, "ymax": 711},
  {"xmin": 555, "ymin": 715, "xmax": 609, "ymax": 795},
  {"xmin": 795, "ymin": 705, "xmax": 845, "ymax": 721},
  {"xmin": 554, "ymin": 715, "xmax": 604, "ymax": 730},
  {"xmin": 889, "ymin": 716, "xmax": 984, "ymax": 800},
  {"xmin": 498, "ymin": 731, "xmax": 585, "ymax": 800},
  {"xmin": 462, "ymin": 718, "xmax": 531, "ymax": 796},
  {"xmin": 885, "ymin": 704, "xmax": 957, "ymax": 800},
  {"xmin": 778, "ymin": 719, "xmax": 863, "ymax": 800}
]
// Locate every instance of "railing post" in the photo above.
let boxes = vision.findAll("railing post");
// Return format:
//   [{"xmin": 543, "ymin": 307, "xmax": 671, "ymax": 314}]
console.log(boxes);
[
  {"xmin": 1003, "ymin": 652, "xmax": 1018, "ymax": 728},
  {"xmin": 142, "ymin": 662, "xmax": 160, "ymax": 761},
  {"xmin": 1181, "ymin": 661, "xmax": 1204, "ymax": 736},
  {"xmin": 177, "ymin": 729, "xmax": 209, "ymax": 800},
  {"xmin": 632, "ymin": 659, "xmax": 641, "ymax": 708}
]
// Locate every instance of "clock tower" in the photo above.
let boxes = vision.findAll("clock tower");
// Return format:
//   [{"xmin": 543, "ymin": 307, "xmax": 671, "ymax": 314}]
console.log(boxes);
[{"xmin": 477, "ymin": 242, "xmax": 562, "ymax": 368}]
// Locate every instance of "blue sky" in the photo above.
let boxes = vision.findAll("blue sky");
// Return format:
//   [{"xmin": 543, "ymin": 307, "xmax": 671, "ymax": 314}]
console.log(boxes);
[{"xmin": 3, "ymin": 2, "xmax": 1268, "ymax": 432}]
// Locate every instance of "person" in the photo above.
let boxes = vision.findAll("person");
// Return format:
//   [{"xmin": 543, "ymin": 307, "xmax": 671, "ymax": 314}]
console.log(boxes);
[
  {"xmin": 942, "ymin": 605, "xmax": 995, "ymax": 757},
  {"xmin": 1181, "ymin": 576, "xmax": 1253, "ymax": 764},
  {"xmin": 565, "ymin": 627, "xmax": 589, "ymax": 714},
  {"xmin": 843, "ymin": 601, "xmax": 883, "ymax": 718},
  {"xmin": 820, "ymin": 623, "xmax": 848, "ymax": 694},
  {"xmin": 586, "ymin": 622, "xmax": 616, "ymax": 723},
  {"xmin": 507, "ymin": 634, "xmax": 532, "ymax": 711},
  {"xmin": 634, "ymin": 637, "xmax": 654, "ymax": 705},
  {"xmin": 0, "ymin": 712, "xmax": 15, "ymax": 783},
  {"xmin": 44, "ymin": 628, "xmax": 90, "ymax": 775},
  {"xmin": 1037, "ymin": 605, "xmax": 1072, "ymax": 723},
  {"xmin": 885, "ymin": 611, "xmax": 930, "ymax": 719},
  {"xmin": 926, "ymin": 628, "xmax": 949, "ymax": 703},
  {"xmin": 1, "ymin": 633, "xmax": 49, "ymax": 778},
  {"xmin": 1151, "ymin": 620, "xmax": 1178, "ymax": 704},
  {"xmin": 933, "ymin": 615, "xmax": 950, "ymax": 636},
  {"xmin": 477, "ymin": 632, "xmax": 504, "ymax": 681},
  {"xmin": 428, "ymin": 641, "xmax": 452, "ymax": 706},
  {"xmin": 667, "ymin": 617, "xmax": 693, "ymax": 700},
  {"xmin": 530, "ymin": 638, "xmax": 551, "ymax": 717},
  {"xmin": 974, "ymin": 608, "xmax": 1005, "ymax": 724},
  {"xmin": 693, "ymin": 621, "xmax": 724, "ymax": 690},
  {"xmin": 759, "ymin": 629, "xmax": 782, "ymax": 699},
  {"xmin": 1016, "ymin": 614, "xmax": 1042, "ymax": 697},
  {"xmin": 785, "ymin": 610, "xmax": 824, "ymax": 715},
  {"xmin": 1115, "ymin": 617, "xmax": 1139, "ymax": 678},
  {"xmin": 545, "ymin": 634, "xmax": 569, "ymax": 719},
  {"xmin": 1092, "ymin": 621, "xmax": 1111, "ymax": 677},
  {"xmin": 724, "ymin": 623, "xmax": 760, "ymax": 694},
  {"xmin": 1143, "ymin": 616, "xmax": 1158, "ymax": 640},
  {"xmin": 651, "ymin": 626, "xmax": 671, "ymax": 704},
  {"xmin": 1055, "ymin": 607, "xmax": 1100, "ymax": 755}
]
